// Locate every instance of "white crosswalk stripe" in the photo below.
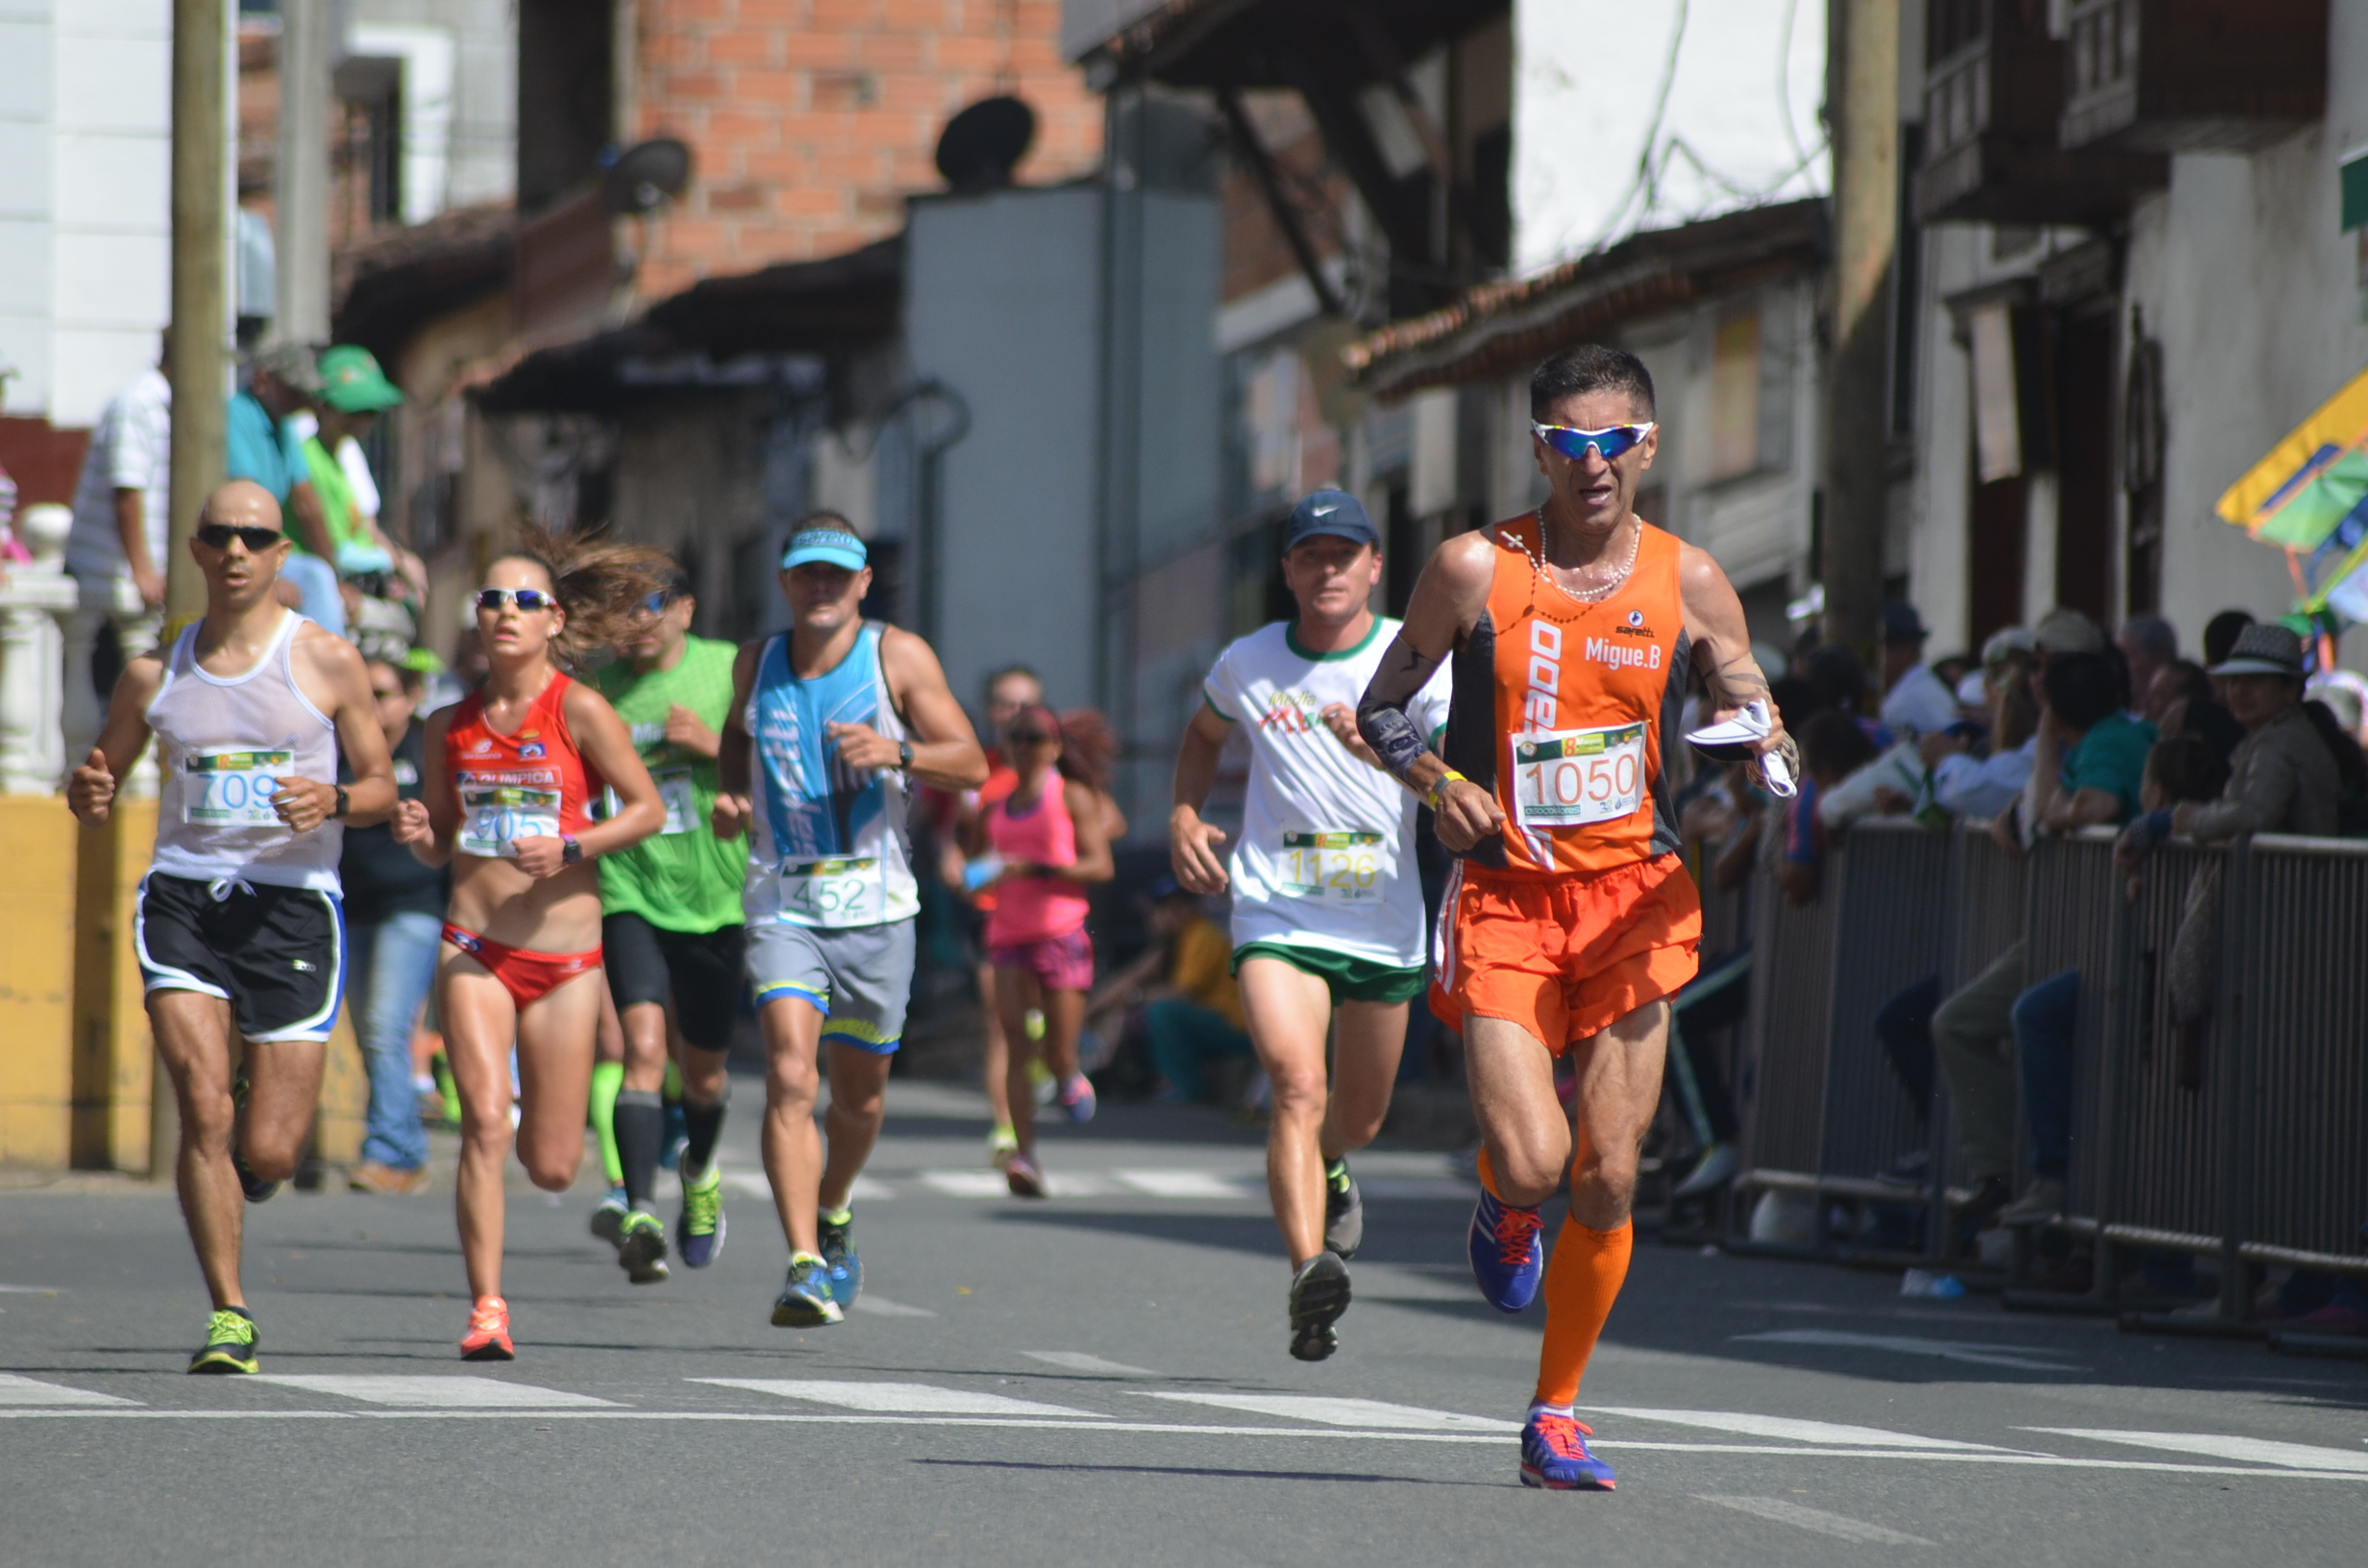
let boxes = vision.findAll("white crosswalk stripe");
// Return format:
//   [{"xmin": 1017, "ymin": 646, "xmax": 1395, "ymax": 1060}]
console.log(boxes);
[
  {"xmin": 253, "ymin": 1376, "xmax": 618, "ymax": 1409},
  {"xmin": 850, "ymin": 1295, "xmax": 937, "ymax": 1318},
  {"xmin": 723, "ymin": 1173, "xmax": 893, "ymax": 1202},
  {"xmin": 2025, "ymin": 1429, "xmax": 2368, "ymax": 1474},
  {"xmin": 1590, "ymin": 1407, "xmax": 1999, "ymax": 1450},
  {"xmin": 1696, "ymin": 1495, "xmax": 1936, "ymax": 1546},
  {"xmin": 1136, "ymin": 1393, "xmax": 1517, "ymax": 1432},
  {"xmin": 1024, "ymin": 1351, "xmax": 1158, "ymax": 1377},
  {"xmin": 1735, "ymin": 1329, "xmax": 2086, "ymax": 1371},
  {"xmin": 1110, "ymin": 1169, "xmax": 1257, "ymax": 1199},
  {"xmin": 0, "ymin": 1374, "xmax": 135, "ymax": 1407},
  {"xmin": 693, "ymin": 1379, "xmax": 1090, "ymax": 1416}
]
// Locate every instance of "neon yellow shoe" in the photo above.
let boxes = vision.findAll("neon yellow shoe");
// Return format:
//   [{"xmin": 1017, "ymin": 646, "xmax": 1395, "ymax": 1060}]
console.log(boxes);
[{"xmin": 188, "ymin": 1307, "xmax": 259, "ymax": 1374}]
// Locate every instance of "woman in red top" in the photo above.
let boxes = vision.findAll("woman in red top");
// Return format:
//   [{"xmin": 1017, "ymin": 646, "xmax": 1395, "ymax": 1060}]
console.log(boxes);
[
  {"xmin": 392, "ymin": 527, "xmax": 668, "ymax": 1359},
  {"xmin": 982, "ymin": 705, "xmax": 1115, "ymax": 1195}
]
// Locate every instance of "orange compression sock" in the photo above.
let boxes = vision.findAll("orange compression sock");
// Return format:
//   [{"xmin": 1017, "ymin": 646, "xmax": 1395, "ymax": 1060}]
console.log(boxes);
[
  {"xmin": 1475, "ymin": 1144, "xmax": 1502, "ymax": 1200},
  {"xmin": 1532, "ymin": 1217, "xmax": 1634, "ymax": 1409}
]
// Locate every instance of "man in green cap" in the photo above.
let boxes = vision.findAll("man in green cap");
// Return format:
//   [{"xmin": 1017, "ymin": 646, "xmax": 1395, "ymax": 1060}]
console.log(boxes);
[
  {"xmin": 588, "ymin": 564, "xmax": 749, "ymax": 1281},
  {"xmin": 296, "ymin": 345, "xmax": 421, "ymax": 607}
]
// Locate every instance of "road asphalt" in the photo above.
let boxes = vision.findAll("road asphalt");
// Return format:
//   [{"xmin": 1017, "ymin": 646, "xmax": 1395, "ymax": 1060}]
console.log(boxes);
[{"xmin": 3, "ymin": 1075, "xmax": 2363, "ymax": 1566}]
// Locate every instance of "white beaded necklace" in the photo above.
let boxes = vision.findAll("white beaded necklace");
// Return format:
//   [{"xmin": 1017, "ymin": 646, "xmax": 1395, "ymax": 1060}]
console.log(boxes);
[{"xmin": 1517, "ymin": 507, "xmax": 1640, "ymax": 603}]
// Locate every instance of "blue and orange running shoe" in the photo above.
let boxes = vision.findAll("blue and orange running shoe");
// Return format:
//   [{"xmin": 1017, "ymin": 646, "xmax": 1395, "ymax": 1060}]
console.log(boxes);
[
  {"xmin": 1057, "ymin": 1074, "xmax": 1097, "ymax": 1124},
  {"xmin": 1468, "ymin": 1188, "xmax": 1543, "ymax": 1312},
  {"xmin": 1520, "ymin": 1409, "xmax": 1616, "ymax": 1490}
]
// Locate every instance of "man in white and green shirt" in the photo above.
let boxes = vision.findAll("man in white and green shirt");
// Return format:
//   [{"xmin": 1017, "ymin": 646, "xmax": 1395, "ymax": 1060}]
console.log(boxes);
[
  {"xmin": 1171, "ymin": 488, "xmax": 1451, "ymax": 1362},
  {"xmin": 591, "ymin": 568, "xmax": 747, "ymax": 1284}
]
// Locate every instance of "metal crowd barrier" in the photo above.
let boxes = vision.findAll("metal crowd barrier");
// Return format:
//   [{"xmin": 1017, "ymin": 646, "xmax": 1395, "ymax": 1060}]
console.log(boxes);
[{"xmin": 1727, "ymin": 810, "xmax": 2368, "ymax": 1299}]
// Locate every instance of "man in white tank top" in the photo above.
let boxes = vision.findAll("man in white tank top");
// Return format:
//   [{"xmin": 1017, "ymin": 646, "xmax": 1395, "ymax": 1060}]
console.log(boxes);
[{"xmin": 69, "ymin": 480, "xmax": 397, "ymax": 1376}]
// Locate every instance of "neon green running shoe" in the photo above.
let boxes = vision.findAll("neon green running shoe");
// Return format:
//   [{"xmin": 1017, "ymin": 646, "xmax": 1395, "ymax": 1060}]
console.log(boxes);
[
  {"xmin": 678, "ymin": 1163, "xmax": 727, "ymax": 1269},
  {"xmin": 188, "ymin": 1307, "xmax": 259, "ymax": 1374},
  {"xmin": 617, "ymin": 1210, "xmax": 671, "ymax": 1285}
]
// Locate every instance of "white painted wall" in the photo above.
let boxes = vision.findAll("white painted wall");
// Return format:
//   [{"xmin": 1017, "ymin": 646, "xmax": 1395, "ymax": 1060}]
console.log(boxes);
[
  {"xmin": 1512, "ymin": 0, "xmax": 1827, "ymax": 269},
  {"xmin": 0, "ymin": 0, "xmax": 174, "ymax": 426},
  {"xmin": 349, "ymin": 0, "xmax": 514, "ymax": 213}
]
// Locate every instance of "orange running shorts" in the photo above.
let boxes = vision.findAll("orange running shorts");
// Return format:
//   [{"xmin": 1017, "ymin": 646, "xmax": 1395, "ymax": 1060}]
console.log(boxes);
[{"xmin": 1432, "ymin": 853, "xmax": 1701, "ymax": 1051}]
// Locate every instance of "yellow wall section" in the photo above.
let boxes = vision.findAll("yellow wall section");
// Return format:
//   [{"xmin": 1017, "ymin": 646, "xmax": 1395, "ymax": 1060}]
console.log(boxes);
[{"xmin": 0, "ymin": 797, "xmax": 81, "ymax": 1167}]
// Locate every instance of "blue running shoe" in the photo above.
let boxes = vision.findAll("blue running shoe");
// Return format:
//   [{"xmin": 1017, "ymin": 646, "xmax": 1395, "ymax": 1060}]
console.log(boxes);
[
  {"xmin": 1057, "ymin": 1073, "xmax": 1097, "ymax": 1124},
  {"xmin": 589, "ymin": 1186, "xmax": 629, "ymax": 1247},
  {"xmin": 771, "ymin": 1253, "xmax": 844, "ymax": 1327},
  {"xmin": 818, "ymin": 1210, "xmax": 862, "ymax": 1305},
  {"xmin": 1520, "ymin": 1409, "xmax": 1616, "ymax": 1490},
  {"xmin": 1468, "ymin": 1188, "xmax": 1543, "ymax": 1312},
  {"xmin": 678, "ymin": 1164, "xmax": 726, "ymax": 1269},
  {"xmin": 658, "ymin": 1099, "xmax": 686, "ymax": 1171}
]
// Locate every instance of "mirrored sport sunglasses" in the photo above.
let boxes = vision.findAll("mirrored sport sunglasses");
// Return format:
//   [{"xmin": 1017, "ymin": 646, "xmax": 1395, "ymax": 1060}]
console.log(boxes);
[
  {"xmin": 1531, "ymin": 421, "xmax": 1657, "ymax": 462},
  {"xmin": 476, "ymin": 586, "xmax": 557, "ymax": 612},
  {"xmin": 194, "ymin": 523, "xmax": 284, "ymax": 551}
]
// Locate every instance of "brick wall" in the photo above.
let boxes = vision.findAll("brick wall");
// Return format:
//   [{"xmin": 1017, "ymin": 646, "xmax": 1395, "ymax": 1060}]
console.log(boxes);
[{"xmin": 630, "ymin": 0, "xmax": 1102, "ymax": 295}]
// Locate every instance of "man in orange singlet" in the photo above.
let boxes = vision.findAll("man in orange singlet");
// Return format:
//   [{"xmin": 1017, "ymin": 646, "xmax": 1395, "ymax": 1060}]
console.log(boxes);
[{"xmin": 1356, "ymin": 344, "xmax": 1791, "ymax": 1490}]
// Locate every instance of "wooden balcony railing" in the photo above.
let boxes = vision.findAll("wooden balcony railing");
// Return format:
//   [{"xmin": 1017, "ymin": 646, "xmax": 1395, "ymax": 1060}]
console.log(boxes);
[{"xmin": 2060, "ymin": 0, "xmax": 2327, "ymax": 153}]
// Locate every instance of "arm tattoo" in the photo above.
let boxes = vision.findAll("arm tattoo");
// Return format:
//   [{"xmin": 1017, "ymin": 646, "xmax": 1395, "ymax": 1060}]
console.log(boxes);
[
  {"xmin": 1704, "ymin": 645, "xmax": 1771, "ymax": 707},
  {"xmin": 1357, "ymin": 634, "xmax": 1445, "ymax": 789}
]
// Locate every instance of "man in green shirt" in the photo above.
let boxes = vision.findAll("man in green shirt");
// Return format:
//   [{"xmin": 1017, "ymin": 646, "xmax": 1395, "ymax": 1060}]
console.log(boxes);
[{"xmin": 590, "ymin": 568, "xmax": 748, "ymax": 1282}]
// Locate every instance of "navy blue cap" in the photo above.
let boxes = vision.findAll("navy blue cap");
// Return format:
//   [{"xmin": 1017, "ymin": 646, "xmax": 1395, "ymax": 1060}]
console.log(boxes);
[{"xmin": 1283, "ymin": 489, "xmax": 1379, "ymax": 552}]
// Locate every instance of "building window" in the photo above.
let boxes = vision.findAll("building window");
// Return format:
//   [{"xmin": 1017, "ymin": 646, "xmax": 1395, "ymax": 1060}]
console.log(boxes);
[{"xmin": 1709, "ymin": 307, "xmax": 1762, "ymax": 481}]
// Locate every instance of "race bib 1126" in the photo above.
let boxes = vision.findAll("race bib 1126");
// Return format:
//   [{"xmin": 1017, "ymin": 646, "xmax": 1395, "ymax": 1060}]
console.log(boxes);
[{"xmin": 1274, "ymin": 829, "xmax": 1382, "ymax": 903}]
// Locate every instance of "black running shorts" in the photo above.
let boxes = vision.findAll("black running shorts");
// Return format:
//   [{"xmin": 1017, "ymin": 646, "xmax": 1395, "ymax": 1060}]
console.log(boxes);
[
  {"xmin": 135, "ymin": 872, "xmax": 346, "ymax": 1042},
  {"xmin": 602, "ymin": 912, "xmax": 747, "ymax": 1052}
]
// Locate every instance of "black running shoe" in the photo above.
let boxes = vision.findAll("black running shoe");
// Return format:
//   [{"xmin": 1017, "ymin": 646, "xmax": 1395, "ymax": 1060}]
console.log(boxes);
[
  {"xmin": 233, "ymin": 1149, "xmax": 280, "ymax": 1205},
  {"xmin": 1322, "ymin": 1159, "xmax": 1364, "ymax": 1260},
  {"xmin": 188, "ymin": 1306, "xmax": 259, "ymax": 1374},
  {"xmin": 1288, "ymin": 1252, "xmax": 1351, "ymax": 1361}
]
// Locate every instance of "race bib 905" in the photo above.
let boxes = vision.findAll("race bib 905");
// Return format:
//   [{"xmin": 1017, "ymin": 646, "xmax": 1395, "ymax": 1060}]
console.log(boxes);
[
  {"xmin": 1276, "ymin": 829, "xmax": 1382, "ymax": 903},
  {"xmin": 457, "ymin": 775, "xmax": 562, "ymax": 858},
  {"xmin": 1512, "ymin": 723, "xmax": 1646, "ymax": 830},
  {"xmin": 183, "ymin": 748, "xmax": 293, "ymax": 826}
]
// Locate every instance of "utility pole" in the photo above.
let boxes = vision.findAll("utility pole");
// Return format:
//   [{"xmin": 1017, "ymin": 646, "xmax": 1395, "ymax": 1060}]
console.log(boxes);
[
  {"xmin": 275, "ymin": 0, "xmax": 333, "ymax": 344},
  {"xmin": 1818, "ymin": 0, "xmax": 1898, "ymax": 658},
  {"xmin": 164, "ymin": 0, "xmax": 228, "ymax": 626}
]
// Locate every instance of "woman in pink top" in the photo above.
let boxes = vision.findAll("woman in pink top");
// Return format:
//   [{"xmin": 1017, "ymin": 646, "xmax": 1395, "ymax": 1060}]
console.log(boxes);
[{"xmin": 983, "ymin": 704, "xmax": 1114, "ymax": 1195}]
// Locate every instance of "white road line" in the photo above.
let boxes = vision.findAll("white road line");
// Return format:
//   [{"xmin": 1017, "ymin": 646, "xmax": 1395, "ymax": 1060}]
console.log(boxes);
[
  {"xmin": 252, "ymin": 1375, "xmax": 619, "ymax": 1409},
  {"xmin": 1111, "ymin": 1169, "xmax": 1255, "ymax": 1200},
  {"xmin": 2024, "ymin": 1429, "xmax": 2368, "ymax": 1475},
  {"xmin": 1734, "ymin": 1329, "xmax": 2087, "ymax": 1371},
  {"xmin": 0, "ymin": 1374, "xmax": 134, "ymax": 1407},
  {"xmin": 850, "ymin": 1295, "xmax": 937, "ymax": 1318},
  {"xmin": 2, "ymin": 1408, "xmax": 2365, "ymax": 1476},
  {"xmin": 0, "ymin": 1285, "xmax": 64, "ymax": 1294},
  {"xmin": 1023, "ymin": 1351, "xmax": 1158, "ymax": 1376},
  {"xmin": 1696, "ymin": 1495, "xmax": 1936, "ymax": 1546},
  {"xmin": 723, "ymin": 1173, "xmax": 894, "ymax": 1202},
  {"xmin": 1590, "ymin": 1407, "xmax": 1999, "ymax": 1451},
  {"xmin": 1137, "ymin": 1393, "xmax": 1517, "ymax": 1432},
  {"xmin": 920, "ymin": 1171, "xmax": 1023, "ymax": 1198},
  {"xmin": 694, "ymin": 1379, "xmax": 1090, "ymax": 1416}
]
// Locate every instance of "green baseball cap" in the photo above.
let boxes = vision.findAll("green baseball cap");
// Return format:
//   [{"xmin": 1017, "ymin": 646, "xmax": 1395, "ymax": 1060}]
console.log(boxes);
[{"xmin": 318, "ymin": 344, "xmax": 405, "ymax": 412}]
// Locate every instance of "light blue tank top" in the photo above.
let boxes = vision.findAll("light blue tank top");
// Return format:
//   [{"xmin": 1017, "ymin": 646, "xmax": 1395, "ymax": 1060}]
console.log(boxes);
[{"xmin": 743, "ymin": 624, "xmax": 918, "ymax": 929}]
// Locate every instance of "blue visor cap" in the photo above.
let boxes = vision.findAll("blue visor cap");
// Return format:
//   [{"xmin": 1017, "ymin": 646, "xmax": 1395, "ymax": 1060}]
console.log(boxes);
[
  {"xmin": 1283, "ymin": 489, "xmax": 1380, "ymax": 552},
  {"xmin": 780, "ymin": 529, "xmax": 869, "ymax": 572}
]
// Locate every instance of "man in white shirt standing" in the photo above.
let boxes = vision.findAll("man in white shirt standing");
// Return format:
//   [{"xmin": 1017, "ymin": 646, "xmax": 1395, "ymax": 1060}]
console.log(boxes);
[
  {"xmin": 1171, "ymin": 489, "xmax": 1451, "ymax": 1362},
  {"xmin": 64, "ymin": 337, "xmax": 173, "ymax": 611}
]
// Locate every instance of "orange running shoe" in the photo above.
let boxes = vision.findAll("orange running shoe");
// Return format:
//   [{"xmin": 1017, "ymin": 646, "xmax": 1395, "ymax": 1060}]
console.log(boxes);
[{"xmin": 459, "ymin": 1295, "xmax": 514, "ymax": 1361}]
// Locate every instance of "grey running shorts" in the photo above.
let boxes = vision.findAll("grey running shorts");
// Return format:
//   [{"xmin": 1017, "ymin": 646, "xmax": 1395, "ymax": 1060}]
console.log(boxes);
[{"xmin": 747, "ymin": 917, "xmax": 915, "ymax": 1053}]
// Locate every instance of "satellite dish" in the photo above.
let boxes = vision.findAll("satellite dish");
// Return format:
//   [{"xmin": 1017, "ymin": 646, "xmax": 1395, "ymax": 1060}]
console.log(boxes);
[
  {"xmin": 602, "ymin": 138, "xmax": 694, "ymax": 214},
  {"xmin": 935, "ymin": 97, "xmax": 1036, "ymax": 194}
]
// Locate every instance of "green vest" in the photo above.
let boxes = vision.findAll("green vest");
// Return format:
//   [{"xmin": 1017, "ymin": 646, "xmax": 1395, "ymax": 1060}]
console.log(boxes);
[{"xmin": 594, "ymin": 636, "xmax": 747, "ymax": 933}]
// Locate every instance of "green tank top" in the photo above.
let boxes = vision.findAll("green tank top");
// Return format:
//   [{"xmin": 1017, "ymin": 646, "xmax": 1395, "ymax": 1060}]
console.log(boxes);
[{"xmin": 595, "ymin": 635, "xmax": 746, "ymax": 932}]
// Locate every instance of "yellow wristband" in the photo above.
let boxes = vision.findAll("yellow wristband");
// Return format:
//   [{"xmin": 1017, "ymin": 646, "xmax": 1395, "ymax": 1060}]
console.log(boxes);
[{"xmin": 1427, "ymin": 768, "xmax": 1468, "ymax": 811}]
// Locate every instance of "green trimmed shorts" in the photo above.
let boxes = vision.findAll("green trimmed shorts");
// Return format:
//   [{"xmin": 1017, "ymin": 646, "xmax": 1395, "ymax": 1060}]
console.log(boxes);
[{"xmin": 1231, "ymin": 941, "xmax": 1427, "ymax": 1006}]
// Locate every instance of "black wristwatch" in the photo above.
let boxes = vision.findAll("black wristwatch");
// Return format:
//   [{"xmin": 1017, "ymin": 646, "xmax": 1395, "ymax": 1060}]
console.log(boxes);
[
  {"xmin": 897, "ymin": 739, "xmax": 915, "ymax": 771},
  {"xmin": 332, "ymin": 785, "xmax": 349, "ymax": 820},
  {"xmin": 561, "ymin": 834, "xmax": 582, "ymax": 865}
]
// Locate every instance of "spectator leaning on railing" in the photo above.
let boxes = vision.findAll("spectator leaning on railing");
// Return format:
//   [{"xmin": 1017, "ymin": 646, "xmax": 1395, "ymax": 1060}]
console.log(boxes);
[
  {"xmin": 1930, "ymin": 636, "xmax": 2156, "ymax": 1229},
  {"xmin": 2115, "ymin": 623, "xmax": 2356, "ymax": 1086}
]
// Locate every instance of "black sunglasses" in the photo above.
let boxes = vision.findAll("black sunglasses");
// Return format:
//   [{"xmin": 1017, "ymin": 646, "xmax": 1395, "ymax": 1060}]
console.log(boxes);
[
  {"xmin": 477, "ymin": 587, "xmax": 556, "ymax": 612},
  {"xmin": 196, "ymin": 523, "xmax": 284, "ymax": 551}
]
